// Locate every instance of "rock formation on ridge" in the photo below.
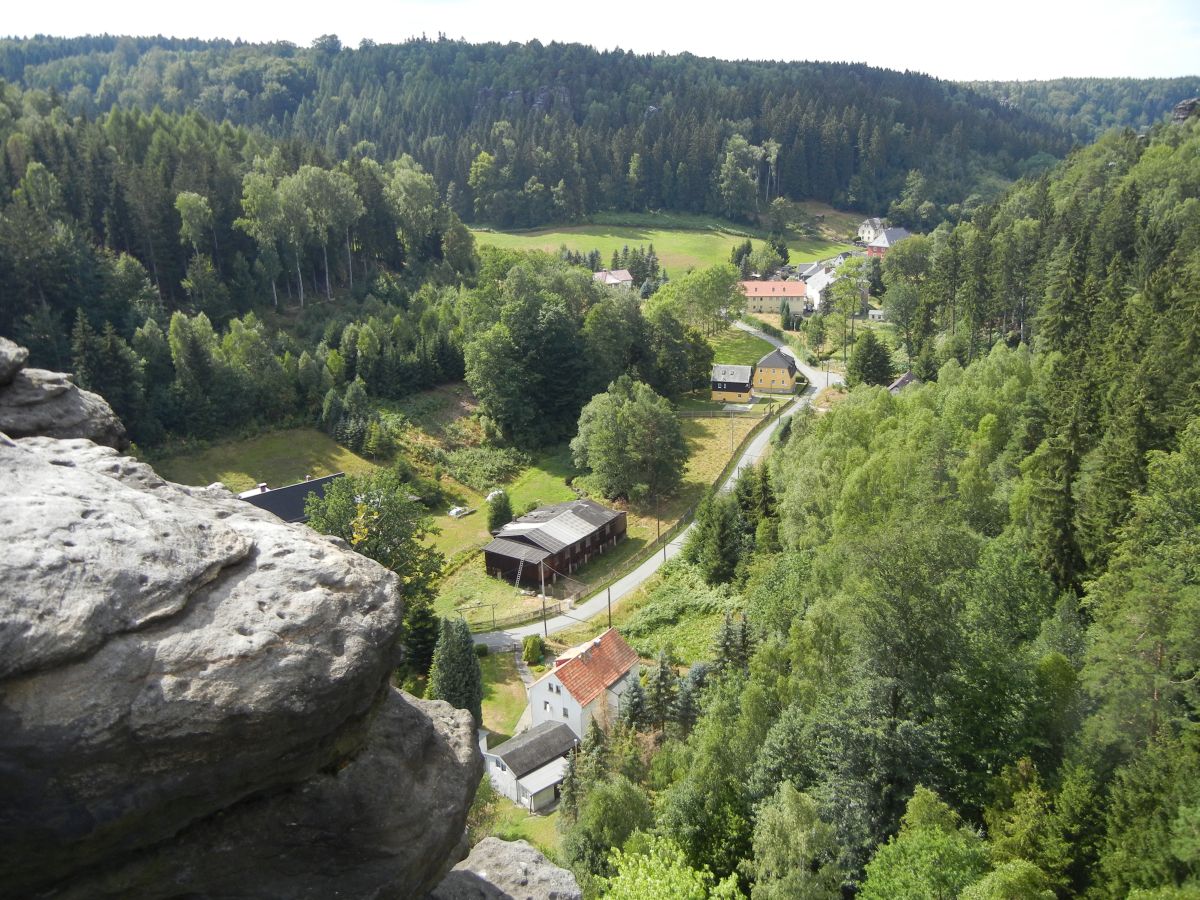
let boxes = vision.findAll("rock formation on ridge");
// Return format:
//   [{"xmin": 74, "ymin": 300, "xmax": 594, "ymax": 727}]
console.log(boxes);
[{"xmin": 0, "ymin": 340, "xmax": 481, "ymax": 898}]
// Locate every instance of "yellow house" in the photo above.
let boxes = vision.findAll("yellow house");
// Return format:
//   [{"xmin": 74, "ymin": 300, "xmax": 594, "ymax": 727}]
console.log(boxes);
[
  {"xmin": 711, "ymin": 364, "xmax": 754, "ymax": 402},
  {"xmin": 753, "ymin": 349, "xmax": 798, "ymax": 394}
]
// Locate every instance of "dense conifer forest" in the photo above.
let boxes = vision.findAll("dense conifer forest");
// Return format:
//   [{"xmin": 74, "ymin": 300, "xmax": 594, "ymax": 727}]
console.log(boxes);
[
  {"xmin": 1, "ymin": 34, "xmax": 1080, "ymax": 226},
  {"xmin": 559, "ymin": 111, "xmax": 1200, "ymax": 899}
]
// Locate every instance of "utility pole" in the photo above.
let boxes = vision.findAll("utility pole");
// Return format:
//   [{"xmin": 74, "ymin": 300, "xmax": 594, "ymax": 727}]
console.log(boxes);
[
  {"xmin": 607, "ymin": 586, "xmax": 612, "ymax": 628},
  {"xmin": 540, "ymin": 561, "xmax": 547, "ymax": 637}
]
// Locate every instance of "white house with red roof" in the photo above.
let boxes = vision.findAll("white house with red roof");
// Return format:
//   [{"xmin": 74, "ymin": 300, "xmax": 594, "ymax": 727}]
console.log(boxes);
[{"xmin": 528, "ymin": 628, "xmax": 640, "ymax": 738}]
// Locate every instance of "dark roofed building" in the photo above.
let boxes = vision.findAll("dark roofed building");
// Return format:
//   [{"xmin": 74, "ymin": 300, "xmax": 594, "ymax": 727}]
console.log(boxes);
[
  {"xmin": 866, "ymin": 227, "xmax": 913, "ymax": 258},
  {"xmin": 888, "ymin": 371, "xmax": 922, "ymax": 394},
  {"xmin": 712, "ymin": 363, "xmax": 754, "ymax": 401},
  {"xmin": 238, "ymin": 473, "xmax": 344, "ymax": 523},
  {"xmin": 483, "ymin": 498, "xmax": 626, "ymax": 587},
  {"xmin": 482, "ymin": 721, "xmax": 579, "ymax": 811},
  {"xmin": 753, "ymin": 348, "xmax": 799, "ymax": 394}
]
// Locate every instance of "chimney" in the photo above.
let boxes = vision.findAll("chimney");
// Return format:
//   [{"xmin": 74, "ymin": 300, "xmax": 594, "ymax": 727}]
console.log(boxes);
[
  {"xmin": 258, "ymin": 483, "xmax": 268, "ymax": 493},
  {"xmin": 305, "ymin": 474, "xmax": 312, "ymax": 481}
]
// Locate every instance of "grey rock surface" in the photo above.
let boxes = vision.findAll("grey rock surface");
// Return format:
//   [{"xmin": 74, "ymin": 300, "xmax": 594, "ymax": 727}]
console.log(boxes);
[
  {"xmin": 0, "ymin": 365, "xmax": 128, "ymax": 449},
  {"xmin": 431, "ymin": 837, "xmax": 582, "ymax": 900},
  {"xmin": 0, "ymin": 335, "xmax": 28, "ymax": 384},
  {"xmin": 0, "ymin": 434, "xmax": 480, "ymax": 897}
]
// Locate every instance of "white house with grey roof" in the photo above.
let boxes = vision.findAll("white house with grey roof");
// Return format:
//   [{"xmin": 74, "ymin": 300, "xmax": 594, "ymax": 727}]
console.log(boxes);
[
  {"xmin": 483, "ymin": 498, "xmax": 627, "ymax": 588},
  {"xmin": 480, "ymin": 721, "xmax": 579, "ymax": 811}
]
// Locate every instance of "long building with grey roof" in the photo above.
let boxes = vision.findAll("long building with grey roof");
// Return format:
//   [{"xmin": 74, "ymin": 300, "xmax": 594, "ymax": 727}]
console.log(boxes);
[{"xmin": 483, "ymin": 498, "xmax": 627, "ymax": 587}]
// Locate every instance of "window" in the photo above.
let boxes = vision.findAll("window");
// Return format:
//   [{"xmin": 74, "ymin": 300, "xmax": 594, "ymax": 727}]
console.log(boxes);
[
  {"xmin": 563, "ymin": 708, "xmax": 569, "ymax": 718},
  {"xmin": 543, "ymin": 700, "xmax": 551, "ymax": 712}
]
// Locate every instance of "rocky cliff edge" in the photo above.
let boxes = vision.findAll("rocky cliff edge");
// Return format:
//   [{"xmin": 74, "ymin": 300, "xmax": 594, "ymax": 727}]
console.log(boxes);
[{"xmin": 0, "ymin": 340, "xmax": 481, "ymax": 898}]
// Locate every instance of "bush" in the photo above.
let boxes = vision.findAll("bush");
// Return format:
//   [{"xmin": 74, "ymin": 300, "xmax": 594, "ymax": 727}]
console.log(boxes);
[
  {"xmin": 522, "ymin": 634, "xmax": 546, "ymax": 665},
  {"xmin": 487, "ymin": 490, "xmax": 513, "ymax": 532},
  {"xmin": 474, "ymin": 642, "xmax": 490, "ymax": 658},
  {"xmin": 444, "ymin": 446, "xmax": 529, "ymax": 491}
]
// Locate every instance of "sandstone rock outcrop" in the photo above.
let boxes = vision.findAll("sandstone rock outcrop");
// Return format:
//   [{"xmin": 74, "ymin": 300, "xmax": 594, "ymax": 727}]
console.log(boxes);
[
  {"xmin": 0, "ymin": 345, "xmax": 481, "ymax": 897},
  {"xmin": 0, "ymin": 346, "xmax": 127, "ymax": 448},
  {"xmin": 431, "ymin": 838, "xmax": 582, "ymax": 900}
]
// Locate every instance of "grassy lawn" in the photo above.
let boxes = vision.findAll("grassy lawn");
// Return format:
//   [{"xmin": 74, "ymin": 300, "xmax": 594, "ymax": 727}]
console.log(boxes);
[
  {"xmin": 507, "ymin": 446, "xmax": 579, "ymax": 513},
  {"xmin": 709, "ymin": 326, "xmax": 777, "ymax": 367},
  {"xmin": 152, "ymin": 427, "xmax": 379, "ymax": 492},
  {"xmin": 438, "ymin": 413, "xmax": 762, "ymax": 625},
  {"xmin": 487, "ymin": 804, "xmax": 562, "ymax": 858},
  {"xmin": 473, "ymin": 211, "xmax": 857, "ymax": 274},
  {"xmin": 481, "ymin": 651, "xmax": 528, "ymax": 746},
  {"xmin": 548, "ymin": 567, "xmax": 726, "ymax": 664}
]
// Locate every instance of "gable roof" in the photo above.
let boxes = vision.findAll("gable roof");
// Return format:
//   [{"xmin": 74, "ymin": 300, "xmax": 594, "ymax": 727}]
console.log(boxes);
[
  {"xmin": 757, "ymin": 349, "xmax": 797, "ymax": 373},
  {"xmin": 711, "ymin": 364, "xmax": 754, "ymax": 385},
  {"xmin": 482, "ymin": 536, "xmax": 550, "ymax": 564},
  {"xmin": 490, "ymin": 498, "xmax": 621, "ymax": 554},
  {"xmin": 491, "ymin": 721, "xmax": 578, "ymax": 778},
  {"xmin": 593, "ymin": 268, "xmax": 634, "ymax": 285},
  {"xmin": 238, "ymin": 474, "xmax": 344, "ymax": 523},
  {"xmin": 888, "ymin": 371, "xmax": 921, "ymax": 393},
  {"xmin": 796, "ymin": 261, "xmax": 824, "ymax": 281},
  {"xmin": 543, "ymin": 628, "xmax": 640, "ymax": 707},
  {"xmin": 869, "ymin": 227, "xmax": 912, "ymax": 249},
  {"xmin": 860, "ymin": 217, "xmax": 884, "ymax": 229},
  {"xmin": 740, "ymin": 280, "xmax": 806, "ymax": 298}
]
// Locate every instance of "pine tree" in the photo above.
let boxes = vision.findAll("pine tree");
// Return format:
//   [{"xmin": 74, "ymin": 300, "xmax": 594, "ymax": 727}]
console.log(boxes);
[{"xmin": 425, "ymin": 617, "xmax": 483, "ymax": 726}]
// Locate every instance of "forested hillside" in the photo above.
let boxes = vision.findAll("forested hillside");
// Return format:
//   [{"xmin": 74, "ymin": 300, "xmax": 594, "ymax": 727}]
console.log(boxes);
[
  {"xmin": 1, "ymin": 35, "xmax": 1074, "ymax": 226},
  {"xmin": 555, "ymin": 114, "xmax": 1200, "ymax": 897},
  {"xmin": 969, "ymin": 76, "xmax": 1200, "ymax": 140}
]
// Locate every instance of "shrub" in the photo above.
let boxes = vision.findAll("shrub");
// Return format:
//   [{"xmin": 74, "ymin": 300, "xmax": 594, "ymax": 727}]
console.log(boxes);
[
  {"xmin": 474, "ymin": 642, "xmax": 490, "ymax": 658},
  {"xmin": 522, "ymin": 634, "xmax": 546, "ymax": 665},
  {"xmin": 445, "ymin": 446, "xmax": 529, "ymax": 491}
]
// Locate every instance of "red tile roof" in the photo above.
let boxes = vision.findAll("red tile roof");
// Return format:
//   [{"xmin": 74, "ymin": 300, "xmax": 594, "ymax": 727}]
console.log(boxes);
[
  {"xmin": 740, "ymin": 280, "xmax": 806, "ymax": 298},
  {"xmin": 551, "ymin": 628, "xmax": 639, "ymax": 707}
]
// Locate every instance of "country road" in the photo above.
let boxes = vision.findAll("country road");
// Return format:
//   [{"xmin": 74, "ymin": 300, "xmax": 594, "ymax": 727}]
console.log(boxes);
[{"xmin": 476, "ymin": 379, "xmax": 814, "ymax": 650}]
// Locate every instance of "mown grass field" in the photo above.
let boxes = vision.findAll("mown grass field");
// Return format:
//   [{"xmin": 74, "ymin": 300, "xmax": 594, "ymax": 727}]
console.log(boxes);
[
  {"xmin": 152, "ymin": 427, "xmax": 379, "ymax": 492},
  {"xmin": 487, "ymin": 804, "xmax": 561, "ymax": 858},
  {"xmin": 709, "ymin": 326, "xmax": 778, "ymax": 367},
  {"xmin": 481, "ymin": 651, "xmax": 528, "ymax": 746},
  {"xmin": 472, "ymin": 211, "xmax": 856, "ymax": 273}
]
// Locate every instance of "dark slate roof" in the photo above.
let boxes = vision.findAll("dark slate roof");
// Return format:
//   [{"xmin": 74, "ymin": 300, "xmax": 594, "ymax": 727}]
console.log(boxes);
[
  {"xmin": 489, "ymin": 499, "xmax": 622, "ymax": 557},
  {"xmin": 483, "ymin": 537, "xmax": 550, "ymax": 564},
  {"xmin": 869, "ymin": 227, "xmax": 912, "ymax": 248},
  {"xmin": 492, "ymin": 722, "xmax": 578, "ymax": 778},
  {"xmin": 239, "ymin": 474, "xmax": 344, "ymax": 523},
  {"xmin": 757, "ymin": 349, "xmax": 797, "ymax": 374},
  {"xmin": 712, "ymin": 364, "xmax": 754, "ymax": 384},
  {"xmin": 888, "ymin": 371, "xmax": 921, "ymax": 393}
]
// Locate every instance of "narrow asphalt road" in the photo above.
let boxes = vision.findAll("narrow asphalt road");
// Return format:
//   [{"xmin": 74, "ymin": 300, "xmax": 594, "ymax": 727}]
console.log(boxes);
[
  {"xmin": 733, "ymin": 320, "xmax": 845, "ymax": 389},
  {"xmin": 476, "ymin": 381, "xmax": 813, "ymax": 650}
]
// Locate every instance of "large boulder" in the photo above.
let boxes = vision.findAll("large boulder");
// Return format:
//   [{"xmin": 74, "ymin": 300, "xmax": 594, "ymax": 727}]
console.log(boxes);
[
  {"xmin": 431, "ymin": 838, "xmax": 582, "ymax": 900},
  {"xmin": 0, "ymin": 434, "xmax": 481, "ymax": 897},
  {"xmin": 0, "ymin": 361, "xmax": 127, "ymax": 449},
  {"xmin": 0, "ymin": 336, "xmax": 28, "ymax": 385}
]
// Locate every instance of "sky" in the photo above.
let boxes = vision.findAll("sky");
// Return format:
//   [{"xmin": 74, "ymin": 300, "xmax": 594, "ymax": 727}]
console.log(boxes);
[{"xmin": 5, "ymin": 0, "xmax": 1199, "ymax": 82}]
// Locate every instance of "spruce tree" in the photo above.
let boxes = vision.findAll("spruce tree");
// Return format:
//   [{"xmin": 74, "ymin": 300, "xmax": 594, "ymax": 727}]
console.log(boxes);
[
  {"xmin": 620, "ymin": 679, "xmax": 648, "ymax": 731},
  {"xmin": 403, "ymin": 597, "xmax": 440, "ymax": 676},
  {"xmin": 559, "ymin": 747, "xmax": 582, "ymax": 824},
  {"xmin": 425, "ymin": 617, "xmax": 483, "ymax": 726},
  {"xmin": 645, "ymin": 650, "xmax": 678, "ymax": 732},
  {"xmin": 712, "ymin": 611, "xmax": 739, "ymax": 678},
  {"xmin": 672, "ymin": 678, "xmax": 699, "ymax": 737},
  {"xmin": 846, "ymin": 329, "xmax": 894, "ymax": 387}
]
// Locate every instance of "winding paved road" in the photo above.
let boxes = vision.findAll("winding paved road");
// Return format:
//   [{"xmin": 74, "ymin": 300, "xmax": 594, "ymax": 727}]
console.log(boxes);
[{"xmin": 476, "ymin": 323, "xmax": 829, "ymax": 649}]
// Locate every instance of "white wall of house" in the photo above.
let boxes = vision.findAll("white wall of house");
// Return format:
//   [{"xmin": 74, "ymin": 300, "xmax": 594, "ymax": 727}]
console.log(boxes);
[
  {"xmin": 482, "ymin": 749, "xmax": 521, "ymax": 804},
  {"xmin": 529, "ymin": 671, "xmax": 584, "ymax": 737}
]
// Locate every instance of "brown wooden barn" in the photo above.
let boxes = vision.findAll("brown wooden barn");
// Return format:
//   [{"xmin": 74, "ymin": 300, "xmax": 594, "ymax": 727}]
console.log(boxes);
[{"xmin": 483, "ymin": 498, "xmax": 627, "ymax": 587}]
